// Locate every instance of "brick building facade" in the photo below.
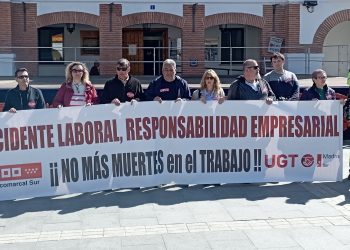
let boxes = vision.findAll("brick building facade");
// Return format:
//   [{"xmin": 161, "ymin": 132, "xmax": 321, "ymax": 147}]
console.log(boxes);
[{"xmin": 0, "ymin": 1, "xmax": 349, "ymax": 77}]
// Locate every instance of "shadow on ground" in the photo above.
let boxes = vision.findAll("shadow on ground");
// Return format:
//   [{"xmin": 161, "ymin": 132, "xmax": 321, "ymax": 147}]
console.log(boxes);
[{"xmin": 0, "ymin": 180, "xmax": 350, "ymax": 218}]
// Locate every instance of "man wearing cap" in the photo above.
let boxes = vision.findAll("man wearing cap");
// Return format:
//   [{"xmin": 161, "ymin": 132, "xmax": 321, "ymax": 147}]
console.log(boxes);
[
  {"xmin": 100, "ymin": 58, "xmax": 144, "ymax": 105},
  {"xmin": 3, "ymin": 68, "xmax": 46, "ymax": 113}
]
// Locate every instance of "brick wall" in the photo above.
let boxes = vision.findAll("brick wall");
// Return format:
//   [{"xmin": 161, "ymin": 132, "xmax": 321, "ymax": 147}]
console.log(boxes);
[
  {"xmin": 312, "ymin": 9, "xmax": 350, "ymax": 53},
  {"xmin": 11, "ymin": 3, "xmax": 38, "ymax": 75},
  {"xmin": 5, "ymin": 2, "xmax": 349, "ymax": 78},
  {"xmin": 182, "ymin": 4, "xmax": 205, "ymax": 77},
  {"xmin": 99, "ymin": 4, "xmax": 122, "ymax": 75},
  {"xmin": 0, "ymin": 2, "xmax": 12, "ymax": 53},
  {"xmin": 284, "ymin": 4, "xmax": 302, "ymax": 53}
]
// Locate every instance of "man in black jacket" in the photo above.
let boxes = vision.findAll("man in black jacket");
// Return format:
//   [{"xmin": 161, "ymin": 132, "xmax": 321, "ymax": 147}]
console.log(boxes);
[
  {"xmin": 3, "ymin": 68, "xmax": 46, "ymax": 113},
  {"xmin": 100, "ymin": 58, "xmax": 144, "ymax": 105},
  {"xmin": 227, "ymin": 59, "xmax": 275, "ymax": 104}
]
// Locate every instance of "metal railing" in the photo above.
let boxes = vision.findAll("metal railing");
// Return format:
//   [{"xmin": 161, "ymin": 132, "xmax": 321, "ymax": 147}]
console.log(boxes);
[{"xmin": 0, "ymin": 45, "xmax": 349, "ymax": 76}]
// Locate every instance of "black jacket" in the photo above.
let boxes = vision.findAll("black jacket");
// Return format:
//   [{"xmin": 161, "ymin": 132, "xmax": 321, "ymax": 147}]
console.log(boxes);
[
  {"xmin": 100, "ymin": 76, "xmax": 144, "ymax": 104},
  {"xmin": 3, "ymin": 85, "xmax": 46, "ymax": 111},
  {"xmin": 145, "ymin": 75, "xmax": 191, "ymax": 101},
  {"xmin": 227, "ymin": 75, "xmax": 276, "ymax": 101}
]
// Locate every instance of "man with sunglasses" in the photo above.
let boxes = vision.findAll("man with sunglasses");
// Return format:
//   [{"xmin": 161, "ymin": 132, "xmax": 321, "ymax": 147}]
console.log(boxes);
[
  {"xmin": 3, "ymin": 68, "xmax": 46, "ymax": 113},
  {"xmin": 227, "ymin": 59, "xmax": 275, "ymax": 103},
  {"xmin": 100, "ymin": 58, "xmax": 144, "ymax": 105}
]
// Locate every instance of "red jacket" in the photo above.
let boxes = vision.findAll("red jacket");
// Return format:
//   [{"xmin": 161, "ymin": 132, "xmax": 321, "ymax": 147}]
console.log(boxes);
[{"xmin": 52, "ymin": 81, "xmax": 99, "ymax": 107}]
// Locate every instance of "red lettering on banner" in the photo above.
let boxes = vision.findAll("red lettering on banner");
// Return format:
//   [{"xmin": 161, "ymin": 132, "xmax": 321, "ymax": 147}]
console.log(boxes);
[
  {"xmin": 0, "ymin": 163, "xmax": 42, "ymax": 181},
  {"xmin": 125, "ymin": 118, "xmax": 135, "ymax": 141},
  {"xmin": 186, "ymin": 116, "xmax": 194, "ymax": 138},
  {"xmin": 251, "ymin": 116, "xmax": 257, "ymax": 137},
  {"xmin": 303, "ymin": 117, "xmax": 312, "ymax": 137},
  {"xmin": 94, "ymin": 121, "xmax": 103, "ymax": 143},
  {"xmin": 134, "ymin": 118, "xmax": 143, "ymax": 140},
  {"xmin": 265, "ymin": 154, "xmax": 299, "ymax": 168},
  {"xmin": 56, "ymin": 120, "xmax": 120, "ymax": 147},
  {"xmin": 125, "ymin": 116, "xmax": 248, "ymax": 140},
  {"xmin": 279, "ymin": 116, "xmax": 287, "ymax": 137},
  {"xmin": 168, "ymin": 116, "xmax": 177, "ymax": 138},
  {"xmin": 295, "ymin": 116, "xmax": 303, "ymax": 137},
  {"xmin": 251, "ymin": 115, "xmax": 339, "ymax": 138},
  {"xmin": 160, "ymin": 116, "xmax": 168, "ymax": 138},
  {"xmin": 19, "ymin": 127, "xmax": 28, "ymax": 150},
  {"xmin": 142, "ymin": 117, "xmax": 152, "ymax": 140},
  {"xmin": 0, "ymin": 125, "xmax": 54, "ymax": 152},
  {"xmin": 74, "ymin": 122, "xmax": 84, "ymax": 145},
  {"xmin": 85, "ymin": 122, "xmax": 94, "ymax": 144},
  {"xmin": 178, "ymin": 116, "xmax": 186, "ymax": 138}
]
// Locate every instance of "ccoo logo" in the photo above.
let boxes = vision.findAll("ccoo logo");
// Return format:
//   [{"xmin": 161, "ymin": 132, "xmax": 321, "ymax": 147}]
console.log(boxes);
[
  {"xmin": 301, "ymin": 154, "xmax": 314, "ymax": 167},
  {"xmin": 0, "ymin": 163, "xmax": 42, "ymax": 181}
]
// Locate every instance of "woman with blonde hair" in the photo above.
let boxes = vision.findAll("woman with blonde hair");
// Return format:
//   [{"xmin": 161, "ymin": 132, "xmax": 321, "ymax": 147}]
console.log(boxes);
[
  {"xmin": 192, "ymin": 69, "xmax": 225, "ymax": 104},
  {"xmin": 52, "ymin": 61, "xmax": 98, "ymax": 107}
]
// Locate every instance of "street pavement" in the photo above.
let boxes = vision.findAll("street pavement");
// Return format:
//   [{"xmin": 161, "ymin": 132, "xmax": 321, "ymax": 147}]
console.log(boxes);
[{"xmin": 0, "ymin": 147, "xmax": 350, "ymax": 249}]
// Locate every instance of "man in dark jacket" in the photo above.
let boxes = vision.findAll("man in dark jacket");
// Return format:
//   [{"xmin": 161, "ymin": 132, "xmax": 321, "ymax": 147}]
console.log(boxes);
[
  {"xmin": 145, "ymin": 59, "xmax": 191, "ymax": 102},
  {"xmin": 227, "ymin": 59, "xmax": 275, "ymax": 103},
  {"xmin": 3, "ymin": 68, "xmax": 46, "ymax": 113},
  {"xmin": 100, "ymin": 58, "xmax": 144, "ymax": 105}
]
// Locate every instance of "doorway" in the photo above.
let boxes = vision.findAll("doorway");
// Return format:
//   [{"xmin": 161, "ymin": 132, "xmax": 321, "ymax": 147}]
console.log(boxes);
[
  {"xmin": 123, "ymin": 28, "xmax": 168, "ymax": 75},
  {"xmin": 144, "ymin": 38, "xmax": 163, "ymax": 75}
]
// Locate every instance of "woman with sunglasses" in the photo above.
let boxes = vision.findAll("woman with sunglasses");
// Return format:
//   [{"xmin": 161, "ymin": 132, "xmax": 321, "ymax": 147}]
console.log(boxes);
[
  {"xmin": 300, "ymin": 69, "xmax": 336, "ymax": 100},
  {"xmin": 192, "ymin": 69, "xmax": 225, "ymax": 104},
  {"xmin": 52, "ymin": 62, "xmax": 98, "ymax": 108}
]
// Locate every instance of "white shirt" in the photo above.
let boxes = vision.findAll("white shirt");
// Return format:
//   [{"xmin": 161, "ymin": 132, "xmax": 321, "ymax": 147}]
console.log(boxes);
[{"xmin": 245, "ymin": 80, "xmax": 259, "ymax": 91}]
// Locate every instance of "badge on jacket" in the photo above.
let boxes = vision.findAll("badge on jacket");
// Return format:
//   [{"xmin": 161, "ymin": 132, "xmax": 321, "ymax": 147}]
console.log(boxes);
[
  {"xmin": 28, "ymin": 100, "xmax": 36, "ymax": 108},
  {"xmin": 127, "ymin": 92, "xmax": 135, "ymax": 98}
]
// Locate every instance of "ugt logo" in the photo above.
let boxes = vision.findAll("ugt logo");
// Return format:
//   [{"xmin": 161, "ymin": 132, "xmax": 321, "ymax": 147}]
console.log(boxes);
[{"xmin": 301, "ymin": 154, "xmax": 323, "ymax": 168}]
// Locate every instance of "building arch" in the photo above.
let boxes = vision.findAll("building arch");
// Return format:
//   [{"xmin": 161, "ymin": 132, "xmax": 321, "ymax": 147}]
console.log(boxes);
[
  {"xmin": 36, "ymin": 11, "xmax": 100, "ymax": 28},
  {"xmin": 312, "ymin": 9, "xmax": 350, "ymax": 51},
  {"xmin": 122, "ymin": 12, "xmax": 183, "ymax": 28},
  {"xmin": 204, "ymin": 12, "xmax": 264, "ymax": 29}
]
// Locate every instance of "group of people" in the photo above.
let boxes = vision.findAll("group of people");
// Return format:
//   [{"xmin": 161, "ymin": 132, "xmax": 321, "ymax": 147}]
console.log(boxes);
[{"xmin": 3, "ymin": 52, "xmax": 339, "ymax": 114}]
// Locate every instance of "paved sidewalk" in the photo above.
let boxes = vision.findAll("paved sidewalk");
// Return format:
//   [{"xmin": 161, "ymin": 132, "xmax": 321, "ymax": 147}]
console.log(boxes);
[{"xmin": 0, "ymin": 148, "xmax": 350, "ymax": 249}]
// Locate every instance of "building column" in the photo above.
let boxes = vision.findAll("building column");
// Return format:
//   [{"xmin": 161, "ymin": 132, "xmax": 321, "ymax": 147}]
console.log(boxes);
[
  {"xmin": 11, "ymin": 3, "xmax": 38, "ymax": 75},
  {"xmin": 262, "ymin": 4, "xmax": 302, "ymax": 54},
  {"xmin": 181, "ymin": 4, "xmax": 205, "ymax": 77},
  {"xmin": 0, "ymin": 2, "xmax": 15, "ymax": 76},
  {"xmin": 0, "ymin": 2, "xmax": 12, "ymax": 53},
  {"xmin": 284, "ymin": 4, "xmax": 302, "ymax": 53},
  {"xmin": 99, "ymin": 4, "xmax": 122, "ymax": 76}
]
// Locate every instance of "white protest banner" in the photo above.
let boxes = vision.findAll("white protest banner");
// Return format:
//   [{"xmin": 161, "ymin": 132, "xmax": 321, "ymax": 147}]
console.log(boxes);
[{"xmin": 0, "ymin": 100, "xmax": 343, "ymax": 201}]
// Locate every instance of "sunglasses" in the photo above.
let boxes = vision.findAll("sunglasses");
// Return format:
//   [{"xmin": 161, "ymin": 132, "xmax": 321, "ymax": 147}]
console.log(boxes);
[
  {"xmin": 71, "ymin": 69, "xmax": 84, "ymax": 73},
  {"xmin": 206, "ymin": 76, "xmax": 214, "ymax": 80},
  {"xmin": 246, "ymin": 66, "xmax": 259, "ymax": 70},
  {"xmin": 17, "ymin": 75, "xmax": 29, "ymax": 79},
  {"xmin": 117, "ymin": 67, "xmax": 128, "ymax": 71}
]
